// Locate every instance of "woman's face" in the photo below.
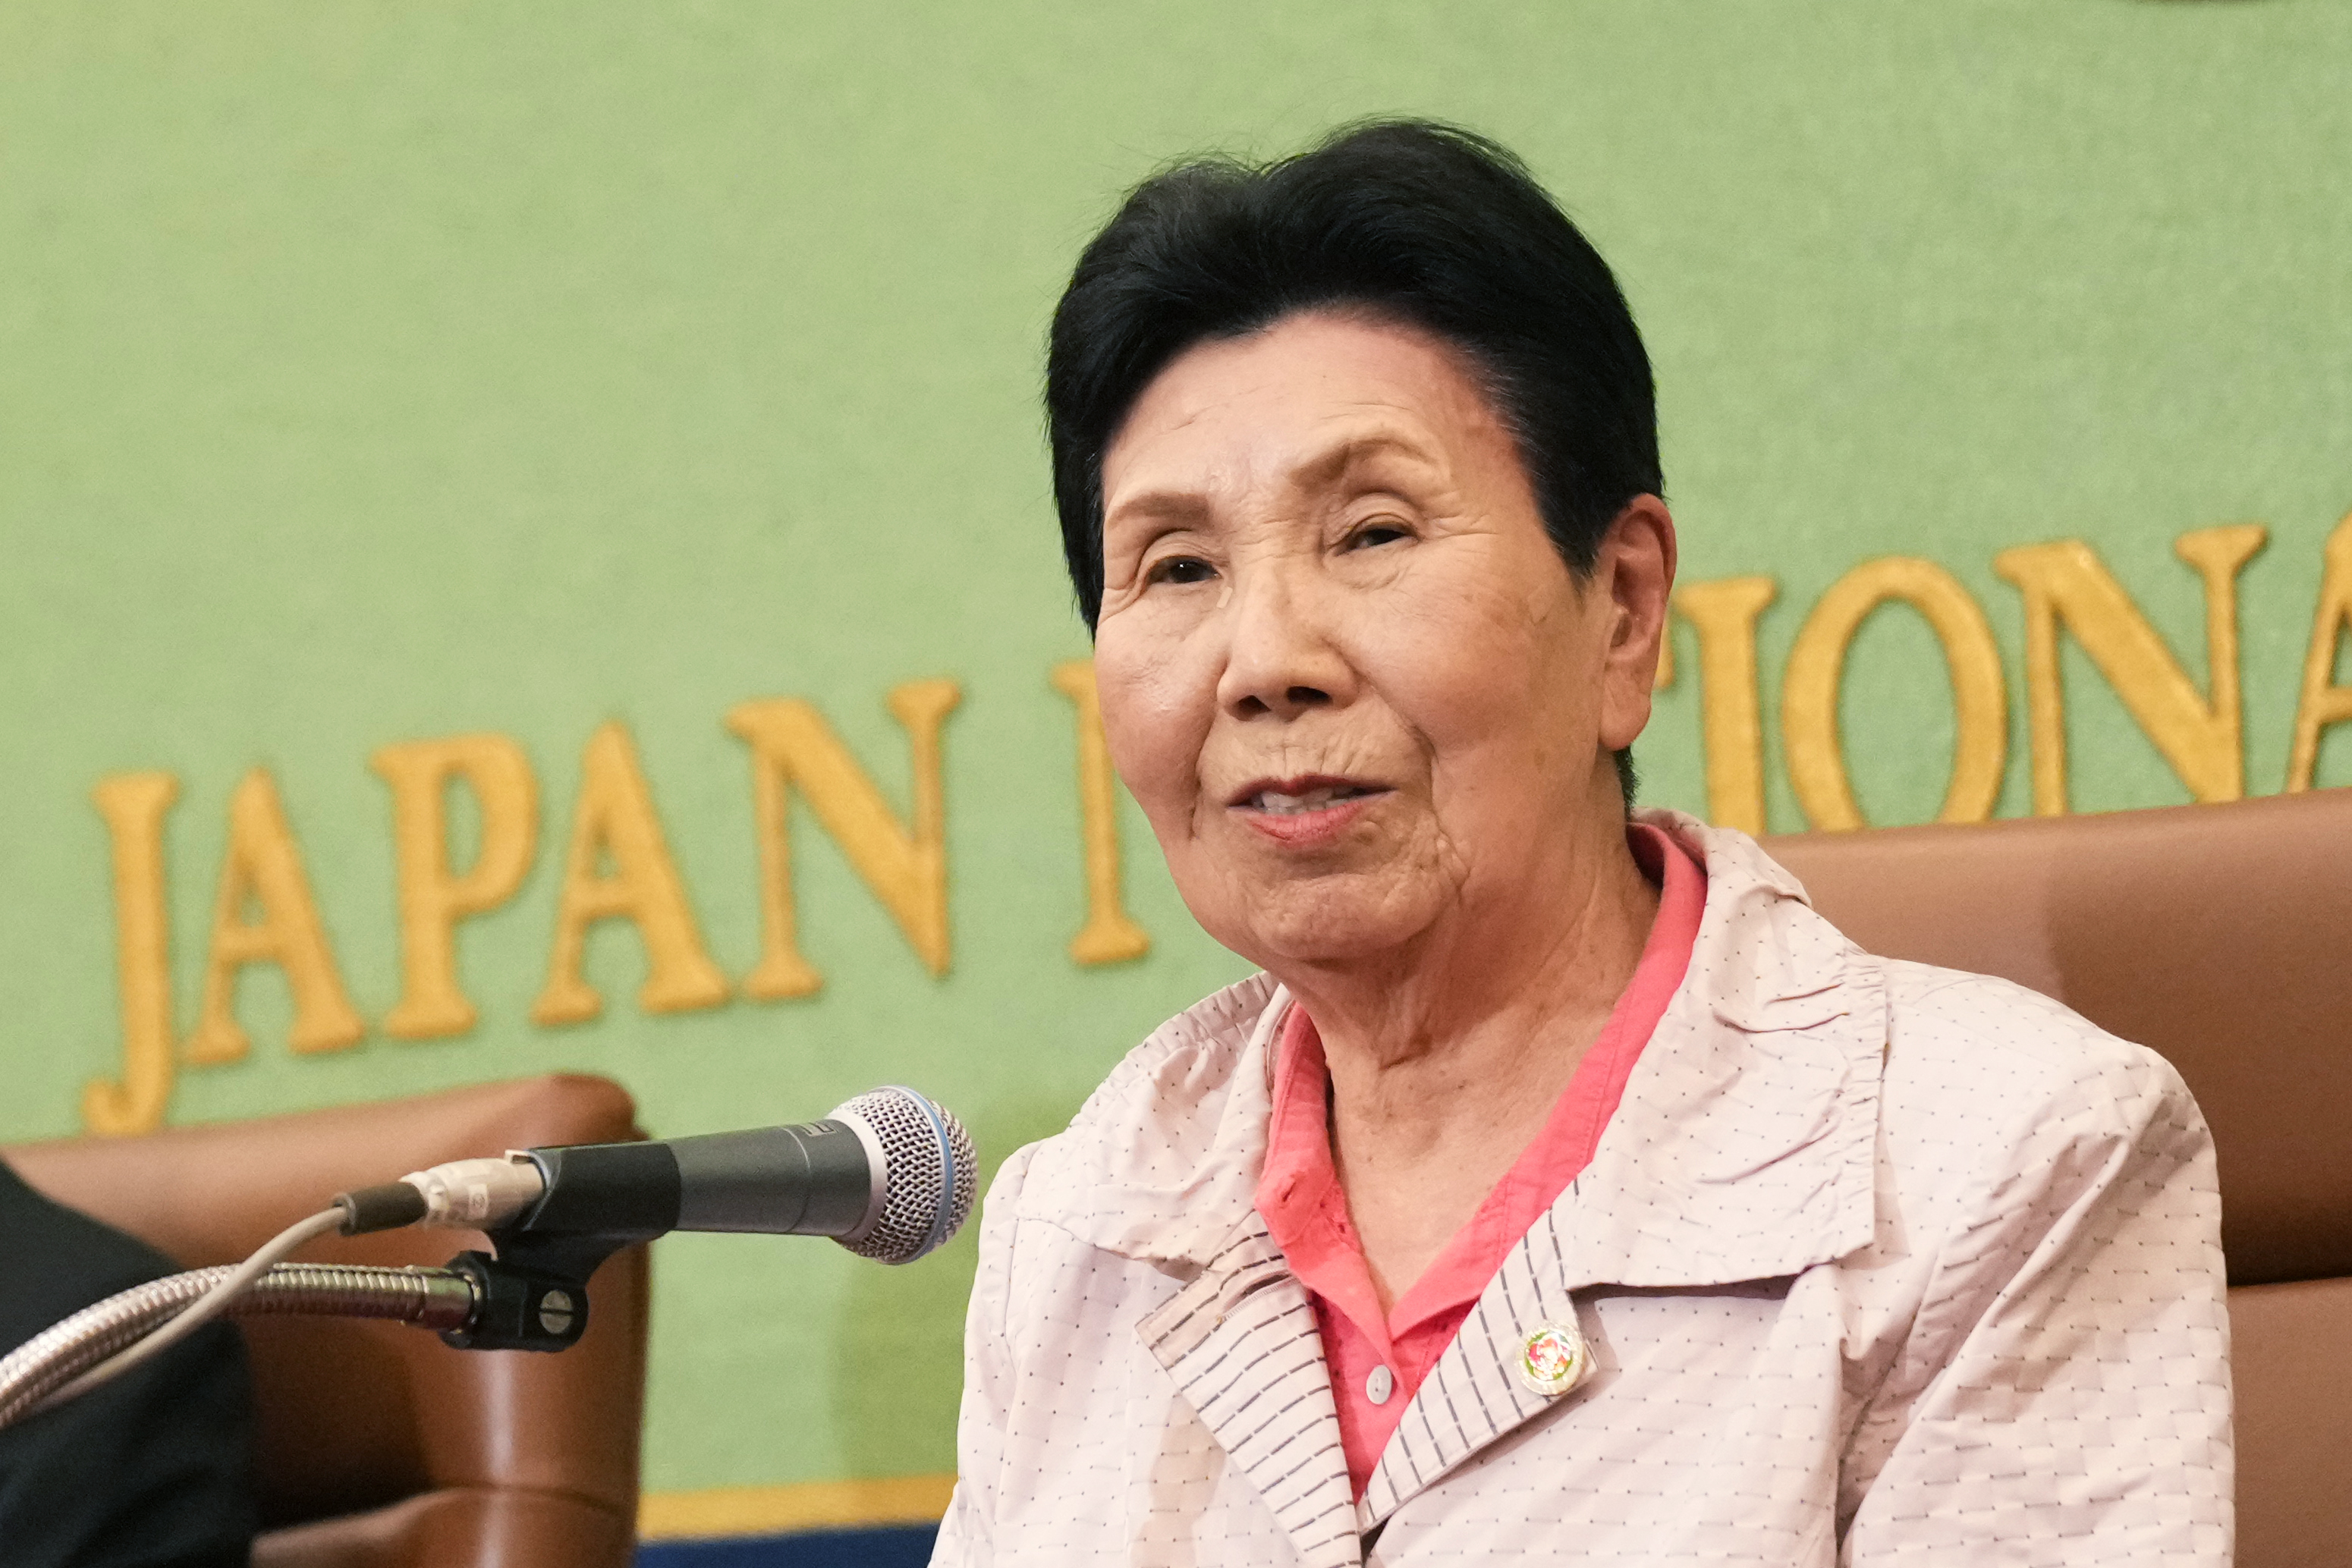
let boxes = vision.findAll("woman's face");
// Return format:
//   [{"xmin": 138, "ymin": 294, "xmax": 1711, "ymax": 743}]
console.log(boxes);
[{"xmin": 1093, "ymin": 310, "xmax": 1671, "ymax": 969}]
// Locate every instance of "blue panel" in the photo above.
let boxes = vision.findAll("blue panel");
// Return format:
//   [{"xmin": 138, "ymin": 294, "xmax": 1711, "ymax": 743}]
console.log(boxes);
[{"xmin": 637, "ymin": 1524, "xmax": 938, "ymax": 1567}]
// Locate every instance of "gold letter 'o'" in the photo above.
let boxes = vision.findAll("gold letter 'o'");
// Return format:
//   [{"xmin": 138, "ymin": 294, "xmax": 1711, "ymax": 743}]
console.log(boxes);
[{"xmin": 1782, "ymin": 558, "xmax": 2007, "ymax": 831}]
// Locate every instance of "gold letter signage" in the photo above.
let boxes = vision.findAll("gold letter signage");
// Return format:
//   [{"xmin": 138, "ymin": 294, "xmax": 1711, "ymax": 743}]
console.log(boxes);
[
  {"xmin": 373, "ymin": 734, "xmax": 539, "ymax": 1040},
  {"xmin": 83, "ymin": 774, "xmax": 181, "ymax": 1136},
  {"xmin": 68, "ymin": 501, "xmax": 2352, "ymax": 1136},
  {"xmin": 1994, "ymin": 525, "xmax": 2266, "ymax": 815},
  {"xmin": 1668, "ymin": 577, "xmax": 1779, "ymax": 836},
  {"xmin": 1781, "ymin": 558, "xmax": 2005, "ymax": 831},
  {"xmin": 1051, "ymin": 661, "xmax": 1149, "ymax": 966},
  {"xmin": 533, "ymin": 722, "xmax": 731, "ymax": 1026},
  {"xmin": 2288, "ymin": 509, "xmax": 2352, "ymax": 793},
  {"xmin": 184, "ymin": 769, "xmax": 367, "ymax": 1064},
  {"xmin": 726, "ymin": 678, "xmax": 962, "ymax": 998}
]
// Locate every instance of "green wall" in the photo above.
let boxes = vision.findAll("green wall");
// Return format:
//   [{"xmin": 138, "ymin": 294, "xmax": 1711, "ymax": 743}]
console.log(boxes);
[{"xmin": 2, "ymin": 1, "xmax": 2347, "ymax": 1497}]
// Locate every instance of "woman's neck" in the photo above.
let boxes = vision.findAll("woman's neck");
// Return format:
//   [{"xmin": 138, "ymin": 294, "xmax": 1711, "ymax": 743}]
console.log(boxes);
[{"xmin": 1271, "ymin": 815, "xmax": 1662, "ymax": 1314}]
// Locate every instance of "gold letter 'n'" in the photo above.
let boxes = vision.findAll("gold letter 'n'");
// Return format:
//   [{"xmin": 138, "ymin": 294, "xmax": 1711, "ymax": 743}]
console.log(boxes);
[{"xmin": 728, "ymin": 679, "xmax": 962, "ymax": 998}]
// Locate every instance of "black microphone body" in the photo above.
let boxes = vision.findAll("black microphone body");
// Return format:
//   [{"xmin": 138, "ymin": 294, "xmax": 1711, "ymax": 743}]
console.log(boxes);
[{"xmin": 515, "ymin": 1120, "xmax": 877, "ymax": 1242}]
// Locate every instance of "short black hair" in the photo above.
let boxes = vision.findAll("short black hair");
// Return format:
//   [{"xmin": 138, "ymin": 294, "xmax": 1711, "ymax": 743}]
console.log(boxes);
[{"xmin": 1046, "ymin": 119, "xmax": 1659, "ymax": 801}]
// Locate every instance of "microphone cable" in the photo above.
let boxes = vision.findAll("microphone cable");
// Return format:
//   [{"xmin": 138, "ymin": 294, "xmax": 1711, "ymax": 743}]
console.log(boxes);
[{"xmin": 2, "ymin": 1205, "xmax": 346, "ymax": 1422}]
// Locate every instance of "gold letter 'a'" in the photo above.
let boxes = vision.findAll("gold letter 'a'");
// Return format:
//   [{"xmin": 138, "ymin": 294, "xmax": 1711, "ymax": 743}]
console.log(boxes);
[
  {"xmin": 2287, "ymin": 508, "xmax": 2352, "ymax": 793},
  {"xmin": 184, "ymin": 769, "xmax": 368, "ymax": 1063},
  {"xmin": 532, "ymin": 721, "xmax": 730, "ymax": 1027}
]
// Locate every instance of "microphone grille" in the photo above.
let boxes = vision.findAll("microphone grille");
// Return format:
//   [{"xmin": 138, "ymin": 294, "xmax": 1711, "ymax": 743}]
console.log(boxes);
[{"xmin": 829, "ymin": 1086, "xmax": 978, "ymax": 1265}]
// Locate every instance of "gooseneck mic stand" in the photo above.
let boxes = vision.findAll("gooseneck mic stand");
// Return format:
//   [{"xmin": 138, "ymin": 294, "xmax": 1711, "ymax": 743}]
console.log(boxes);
[{"xmin": 0, "ymin": 1182, "xmax": 649, "ymax": 1433}]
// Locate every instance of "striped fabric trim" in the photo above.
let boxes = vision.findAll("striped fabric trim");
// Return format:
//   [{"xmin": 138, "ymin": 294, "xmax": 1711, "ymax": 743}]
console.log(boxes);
[{"xmin": 1140, "ymin": 1214, "xmax": 1362, "ymax": 1568}]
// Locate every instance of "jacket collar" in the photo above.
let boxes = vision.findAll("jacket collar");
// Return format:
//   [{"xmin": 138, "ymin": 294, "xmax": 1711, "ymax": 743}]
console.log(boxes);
[
  {"xmin": 1016, "ymin": 970, "xmax": 1288, "ymax": 1273},
  {"xmin": 1552, "ymin": 812, "xmax": 1885, "ymax": 1293}
]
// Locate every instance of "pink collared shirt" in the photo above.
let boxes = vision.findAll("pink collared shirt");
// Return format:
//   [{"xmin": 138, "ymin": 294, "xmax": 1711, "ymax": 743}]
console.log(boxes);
[{"xmin": 1254, "ymin": 823, "xmax": 1707, "ymax": 1494}]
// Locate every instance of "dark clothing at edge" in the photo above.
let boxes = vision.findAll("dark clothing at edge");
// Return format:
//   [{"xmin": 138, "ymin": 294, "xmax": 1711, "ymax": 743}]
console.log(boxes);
[{"xmin": 0, "ymin": 1157, "xmax": 258, "ymax": 1567}]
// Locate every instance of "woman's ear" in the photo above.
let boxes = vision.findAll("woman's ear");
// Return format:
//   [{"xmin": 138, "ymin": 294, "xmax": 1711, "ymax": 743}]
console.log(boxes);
[{"xmin": 1596, "ymin": 495, "xmax": 1677, "ymax": 753}]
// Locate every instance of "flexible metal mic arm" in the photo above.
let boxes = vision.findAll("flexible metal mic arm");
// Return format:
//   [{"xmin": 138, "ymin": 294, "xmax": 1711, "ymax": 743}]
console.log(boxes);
[
  {"xmin": 0, "ymin": 1216, "xmax": 643, "ymax": 1433},
  {"xmin": 0, "ymin": 1262, "xmax": 473, "ymax": 1430}
]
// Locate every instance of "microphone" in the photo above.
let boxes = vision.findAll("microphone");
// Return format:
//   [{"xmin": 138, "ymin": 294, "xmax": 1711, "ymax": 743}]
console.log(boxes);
[
  {"xmin": 341, "ymin": 1086, "xmax": 977, "ymax": 1265},
  {"xmin": 0, "ymin": 1086, "xmax": 982, "ymax": 1404}
]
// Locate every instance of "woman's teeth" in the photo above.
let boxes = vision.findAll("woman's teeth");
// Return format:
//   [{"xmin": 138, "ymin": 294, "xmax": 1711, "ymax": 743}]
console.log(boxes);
[{"xmin": 1251, "ymin": 786, "xmax": 1364, "ymax": 815}]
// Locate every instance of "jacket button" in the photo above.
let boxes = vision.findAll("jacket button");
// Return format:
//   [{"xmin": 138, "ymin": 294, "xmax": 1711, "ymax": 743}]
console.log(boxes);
[{"xmin": 1365, "ymin": 1364, "xmax": 1395, "ymax": 1405}]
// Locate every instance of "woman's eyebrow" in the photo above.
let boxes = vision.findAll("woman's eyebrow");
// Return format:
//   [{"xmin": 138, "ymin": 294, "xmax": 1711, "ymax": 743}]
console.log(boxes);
[
  {"xmin": 1287, "ymin": 432, "xmax": 1442, "ymax": 494},
  {"xmin": 1106, "ymin": 433, "xmax": 1440, "ymax": 533},
  {"xmin": 1102, "ymin": 487, "xmax": 1210, "ymax": 536}
]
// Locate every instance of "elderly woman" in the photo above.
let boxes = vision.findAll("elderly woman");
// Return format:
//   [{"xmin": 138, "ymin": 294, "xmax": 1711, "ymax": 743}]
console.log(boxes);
[{"xmin": 935, "ymin": 122, "xmax": 2229, "ymax": 1566}]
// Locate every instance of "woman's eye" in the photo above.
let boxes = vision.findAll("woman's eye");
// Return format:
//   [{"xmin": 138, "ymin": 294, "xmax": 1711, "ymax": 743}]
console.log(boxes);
[
  {"xmin": 1147, "ymin": 556, "xmax": 1218, "ymax": 586},
  {"xmin": 1346, "ymin": 522, "xmax": 1412, "ymax": 551}
]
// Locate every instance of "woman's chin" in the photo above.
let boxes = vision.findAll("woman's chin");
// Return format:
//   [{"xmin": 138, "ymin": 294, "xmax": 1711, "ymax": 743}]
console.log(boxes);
[{"xmin": 1195, "ymin": 882, "xmax": 1438, "ymax": 974}]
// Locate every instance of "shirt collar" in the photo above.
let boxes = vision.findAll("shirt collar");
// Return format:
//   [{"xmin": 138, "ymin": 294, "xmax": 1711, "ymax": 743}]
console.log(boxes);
[{"xmin": 1253, "ymin": 822, "xmax": 1709, "ymax": 1346}]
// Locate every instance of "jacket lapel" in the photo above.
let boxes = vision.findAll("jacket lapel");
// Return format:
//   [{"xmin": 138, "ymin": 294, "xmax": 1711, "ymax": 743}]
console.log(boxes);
[
  {"xmin": 1360, "ymin": 1204, "xmax": 1590, "ymax": 1524},
  {"xmin": 1138, "ymin": 1213, "xmax": 1361, "ymax": 1568}
]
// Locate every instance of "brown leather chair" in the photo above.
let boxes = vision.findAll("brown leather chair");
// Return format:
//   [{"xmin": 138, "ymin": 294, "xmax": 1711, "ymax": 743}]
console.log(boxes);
[
  {"xmin": 1768, "ymin": 787, "xmax": 2352, "ymax": 1568},
  {"xmin": 3, "ymin": 1073, "xmax": 648, "ymax": 1568}
]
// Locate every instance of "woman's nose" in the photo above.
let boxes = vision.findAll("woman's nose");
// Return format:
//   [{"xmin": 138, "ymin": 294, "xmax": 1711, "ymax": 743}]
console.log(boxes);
[{"xmin": 1214, "ymin": 568, "xmax": 1356, "ymax": 721}]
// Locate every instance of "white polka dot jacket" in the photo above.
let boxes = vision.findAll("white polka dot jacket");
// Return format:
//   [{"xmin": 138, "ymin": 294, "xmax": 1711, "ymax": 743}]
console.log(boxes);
[{"xmin": 933, "ymin": 812, "xmax": 2232, "ymax": 1566}]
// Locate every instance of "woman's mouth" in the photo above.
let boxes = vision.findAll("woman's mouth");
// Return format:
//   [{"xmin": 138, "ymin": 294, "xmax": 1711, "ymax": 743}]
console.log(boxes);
[
  {"xmin": 1248, "ymin": 783, "xmax": 1373, "ymax": 814},
  {"xmin": 1228, "ymin": 776, "xmax": 1388, "ymax": 844}
]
